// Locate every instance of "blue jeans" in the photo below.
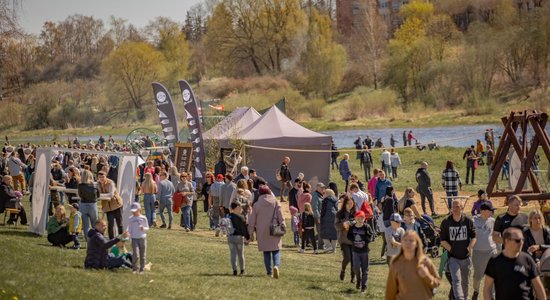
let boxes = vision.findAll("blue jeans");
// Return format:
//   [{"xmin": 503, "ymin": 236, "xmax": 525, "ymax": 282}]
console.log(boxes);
[
  {"xmin": 80, "ymin": 202, "xmax": 98, "ymax": 237},
  {"xmin": 143, "ymin": 194, "xmax": 156, "ymax": 227},
  {"xmin": 446, "ymin": 191, "xmax": 458, "ymax": 210},
  {"xmin": 158, "ymin": 198, "xmax": 173, "ymax": 226},
  {"xmin": 293, "ymin": 231, "xmax": 300, "ymax": 246},
  {"xmin": 181, "ymin": 205, "xmax": 191, "ymax": 229},
  {"xmin": 263, "ymin": 250, "xmax": 281, "ymax": 275},
  {"xmin": 352, "ymin": 251, "xmax": 370, "ymax": 288}
]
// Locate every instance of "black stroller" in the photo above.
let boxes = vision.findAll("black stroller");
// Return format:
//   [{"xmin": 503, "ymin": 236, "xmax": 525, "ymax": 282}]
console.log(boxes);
[{"xmin": 417, "ymin": 214, "xmax": 441, "ymax": 258}]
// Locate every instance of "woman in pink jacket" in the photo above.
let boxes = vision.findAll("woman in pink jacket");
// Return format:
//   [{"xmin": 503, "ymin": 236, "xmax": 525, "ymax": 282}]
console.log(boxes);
[{"xmin": 248, "ymin": 186, "xmax": 285, "ymax": 279}]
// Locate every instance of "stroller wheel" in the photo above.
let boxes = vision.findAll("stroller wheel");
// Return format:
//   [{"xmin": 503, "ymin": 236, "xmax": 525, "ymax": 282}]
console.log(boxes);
[{"xmin": 431, "ymin": 247, "xmax": 439, "ymax": 258}]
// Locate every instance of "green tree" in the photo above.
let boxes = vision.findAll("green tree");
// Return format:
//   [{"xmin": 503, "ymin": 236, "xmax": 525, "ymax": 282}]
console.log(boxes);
[
  {"xmin": 146, "ymin": 17, "xmax": 192, "ymax": 88},
  {"xmin": 102, "ymin": 41, "xmax": 166, "ymax": 109},
  {"xmin": 301, "ymin": 8, "xmax": 347, "ymax": 98}
]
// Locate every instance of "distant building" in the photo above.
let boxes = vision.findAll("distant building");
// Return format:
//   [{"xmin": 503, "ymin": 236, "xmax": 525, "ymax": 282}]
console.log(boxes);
[{"xmin": 336, "ymin": 0, "xmax": 409, "ymax": 37}]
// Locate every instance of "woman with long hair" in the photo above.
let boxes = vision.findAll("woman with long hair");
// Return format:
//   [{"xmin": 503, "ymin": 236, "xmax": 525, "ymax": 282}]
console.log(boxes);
[
  {"xmin": 385, "ymin": 230, "xmax": 440, "ymax": 299},
  {"xmin": 522, "ymin": 209, "xmax": 550, "ymax": 261},
  {"xmin": 398, "ymin": 187, "xmax": 421, "ymax": 218},
  {"xmin": 335, "ymin": 194, "xmax": 357, "ymax": 283},
  {"xmin": 442, "ymin": 160, "xmax": 462, "ymax": 212},
  {"xmin": 142, "ymin": 173, "xmax": 158, "ymax": 227},
  {"xmin": 65, "ymin": 167, "xmax": 81, "ymax": 204},
  {"xmin": 78, "ymin": 170, "xmax": 99, "ymax": 236},
  {"xmin": 47, "ymin": 205, "xmax": 73, "ymax": 247}
]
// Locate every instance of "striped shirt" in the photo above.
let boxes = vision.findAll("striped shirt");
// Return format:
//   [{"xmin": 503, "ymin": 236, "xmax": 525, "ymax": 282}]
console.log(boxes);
[{"xmin": 442, "ymin": 168, "xmax": 461, "ymax": 193}]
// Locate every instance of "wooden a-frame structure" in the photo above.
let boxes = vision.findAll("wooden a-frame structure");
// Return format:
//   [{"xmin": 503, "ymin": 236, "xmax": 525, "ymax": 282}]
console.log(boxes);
[{"xmin": 487, "ymin": 110, "xmax": 550, "ymax": 201}]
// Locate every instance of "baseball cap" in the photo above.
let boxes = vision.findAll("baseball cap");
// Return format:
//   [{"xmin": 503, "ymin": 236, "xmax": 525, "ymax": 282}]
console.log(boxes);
[
  {"xmin": 71, "ymin": 203, "xmax": 80, "ymax": 211},
  {"xmin": 390, "ymin": 213, "xmax": 403, "ymax": 223},
  {"xmin": 316, "ymin": 182, "xmax": 326, "ymax": 189},
  {"xmin": 355, "ymin": 211, "xmax": 366, "ymax": 219},
  {"xmin": 216, "ymin": 174, "xmax": 224, "ymax": 180},
  {"xmin": 480, "ymin": 202, "xmax": 495, "ymax": 211},
  {"xmin": 130, "ymin": 202, "xmax": 141, "ymax": 212}
]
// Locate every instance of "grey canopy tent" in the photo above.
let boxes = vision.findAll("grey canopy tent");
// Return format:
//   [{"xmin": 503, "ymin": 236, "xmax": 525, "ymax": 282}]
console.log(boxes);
[
  {"xmin": 203, "ymin": 107, "xmax": 261, "ymax": 146},
  {"xmin": 239, "ymin": 105, "xmax": 332, "ymax": 195}
]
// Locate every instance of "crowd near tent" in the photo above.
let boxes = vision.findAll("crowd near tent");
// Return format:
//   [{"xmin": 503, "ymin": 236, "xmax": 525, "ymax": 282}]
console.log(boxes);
[{"xmin": 206, "ymin": 105, "xmax": 332, "ymax": 195}]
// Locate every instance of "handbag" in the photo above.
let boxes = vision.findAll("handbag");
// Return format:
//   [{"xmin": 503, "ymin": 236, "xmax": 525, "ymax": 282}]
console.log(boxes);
[
  {"xmin": 275, "ymin": 168, "xmax": 282, "ymax": 181},
  {"xmin": 269, "ymin": 203, "xmax": 286, "ymax": 236}
]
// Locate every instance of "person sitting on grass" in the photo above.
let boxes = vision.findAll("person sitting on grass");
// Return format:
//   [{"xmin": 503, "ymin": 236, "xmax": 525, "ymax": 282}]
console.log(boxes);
[
  {"xmin": 47, "ymin": 205, "xmax": 73, "ymax": 247},
  {"xmin": 347, "ymin": 210, "xmax": 374, "ymax": 294},
  {"xmin": 110, "ymin": 239, "xmax": 133, "ymax": 269},
  {"xmin": 228, "ymin": 202, "xmax": 250, "ymax": 276},
  {"xmin": 85, "ymin": 219, "xmax": 129, "ymax": 269}
]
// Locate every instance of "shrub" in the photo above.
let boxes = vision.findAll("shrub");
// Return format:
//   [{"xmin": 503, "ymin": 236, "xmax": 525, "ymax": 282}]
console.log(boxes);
[
  {"xmin": 305, "ymin": 98, "xmax": 326, "ymax": 118},
  {"xmin": 0, "ymin": 102, "xmax": 24, "ymax": 128},
  {"xmin": 463, "ymin": 98, "xmax": 498, "ymax": 116}
]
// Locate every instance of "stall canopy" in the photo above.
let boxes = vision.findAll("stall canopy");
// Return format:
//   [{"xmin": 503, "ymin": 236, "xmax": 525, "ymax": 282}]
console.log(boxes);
[
  {"xmin": 203, "ymin": 107, "xmax": 261, "ymax": 147},
  {"xmin": 239, "ymin": 105, "xmax": 332, "ymax": 195}
]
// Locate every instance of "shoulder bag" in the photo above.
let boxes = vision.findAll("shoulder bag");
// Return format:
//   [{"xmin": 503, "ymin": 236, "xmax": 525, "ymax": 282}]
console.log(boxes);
[{"xmin": 269, "ymin": 203, "xmax": 286, "ymax": 236}]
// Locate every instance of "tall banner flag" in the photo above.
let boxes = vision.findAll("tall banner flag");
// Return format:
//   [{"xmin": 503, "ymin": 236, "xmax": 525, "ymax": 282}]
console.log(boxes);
[
  {"xmin": 152, "ymin": 82, "xmax": 180, "ymax": 153},
  {"xmin": 178, "ymin": 80, "xmax": 206, "ymax": 184}
]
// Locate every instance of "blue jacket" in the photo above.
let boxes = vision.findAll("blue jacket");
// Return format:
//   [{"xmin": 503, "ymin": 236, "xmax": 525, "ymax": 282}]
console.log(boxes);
[
  {"xmin": 375, "ymin": 179, "xmax": 392, "ymax": 203},
  {"xmin": 339, "ymin": 159, "xmax": 351, "ymax": 181}
]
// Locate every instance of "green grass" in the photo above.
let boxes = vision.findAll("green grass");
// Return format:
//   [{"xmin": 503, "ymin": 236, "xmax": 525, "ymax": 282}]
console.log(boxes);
[{"xmin": 0, "ymin": 147, "xmax": 544, "ymax": 299}]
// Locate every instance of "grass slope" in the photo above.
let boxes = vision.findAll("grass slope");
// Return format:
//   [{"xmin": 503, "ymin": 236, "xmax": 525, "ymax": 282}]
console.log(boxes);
[{"xmin": 0, "ymin": 147, "xmax": 543, "ymax": 299}]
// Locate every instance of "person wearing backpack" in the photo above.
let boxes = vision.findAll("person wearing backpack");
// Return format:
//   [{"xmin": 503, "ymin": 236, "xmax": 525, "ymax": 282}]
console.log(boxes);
[{"xmin": 228, "ymin": 202, "xmax": 250, "ymax": 276}]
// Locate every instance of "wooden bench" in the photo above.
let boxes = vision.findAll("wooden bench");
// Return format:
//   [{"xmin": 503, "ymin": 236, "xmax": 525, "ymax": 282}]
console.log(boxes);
[{"xmin": 2, "ymin": 208, "xmax": 21, "ymax": 226}]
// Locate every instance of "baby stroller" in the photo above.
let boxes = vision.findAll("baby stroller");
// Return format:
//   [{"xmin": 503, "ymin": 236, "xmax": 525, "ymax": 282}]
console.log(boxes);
[
  {"xmin": 417, "ymin": 214, "xmax": 441, "ymax": 258},
  {"xmin": 538, "ymin": 248, "xmax": 550, "ymax": 298}
]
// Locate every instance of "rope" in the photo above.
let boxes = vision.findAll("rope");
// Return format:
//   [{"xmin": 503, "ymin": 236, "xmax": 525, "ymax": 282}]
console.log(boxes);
[{"xmin": 243, "ymin": 133, "xmax": 477, "ymax": 153}]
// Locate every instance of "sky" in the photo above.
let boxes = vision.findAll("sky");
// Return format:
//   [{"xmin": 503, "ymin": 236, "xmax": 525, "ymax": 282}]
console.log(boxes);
[{"xmin": 19, "ymin": 0, "xmax": 204, "ymax": 34}]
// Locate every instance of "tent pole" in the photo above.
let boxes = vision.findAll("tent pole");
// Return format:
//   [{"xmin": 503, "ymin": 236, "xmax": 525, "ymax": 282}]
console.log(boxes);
[{"xmin": 242, "ymin": 145, "xmax": 247, "ymax": 166}]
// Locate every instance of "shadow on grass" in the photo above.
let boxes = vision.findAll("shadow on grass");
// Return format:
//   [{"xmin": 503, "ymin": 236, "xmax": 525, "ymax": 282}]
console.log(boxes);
[
  {"xmin": 0, "ymin": 229, "xmax": 39, "ymax": 238},
  {"xmin": 198, "ymin": 272, "xmax": 265, "ymax": 278},
  {"xmin": 307, "ymin": 285, "xmax": 359, "ymax": 295}
]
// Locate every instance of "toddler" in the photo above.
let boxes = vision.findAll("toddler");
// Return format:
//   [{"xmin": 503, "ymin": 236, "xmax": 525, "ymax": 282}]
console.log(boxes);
[
  {"xmin": 128, "ymin": 202, "xmax": 149, "ymax": 274},
  {"xmin": 289, "ymin": 206, "xmax": 299, "ymax": 246},
  {"xmin": 68, "ymin": 203, "xmax": 82, "ymax": 250}
]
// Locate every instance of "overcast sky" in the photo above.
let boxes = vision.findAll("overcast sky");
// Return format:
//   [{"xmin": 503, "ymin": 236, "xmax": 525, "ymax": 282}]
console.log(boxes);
[{"xmin": 19, "ymin": 0, "xmax": 203, "ymax": 34}]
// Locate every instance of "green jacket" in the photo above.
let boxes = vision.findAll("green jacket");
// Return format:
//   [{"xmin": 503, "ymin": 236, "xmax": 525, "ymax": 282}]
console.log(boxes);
[{"xmin": 47, "ymin": 217, "xmax": 66, "ymax": 235}]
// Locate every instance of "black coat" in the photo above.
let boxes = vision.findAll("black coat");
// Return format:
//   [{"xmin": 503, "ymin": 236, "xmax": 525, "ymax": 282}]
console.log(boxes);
[
  {"xmin": 280, "ymin": 163, "xmax": 291, "ymax": 182},
  {"xmin": 415, "ymin": 168, "xmax": 432, "ymax": 194},
  {"xmin": 0, "ymin": 181, "xmax": 18, "ymax": 212},
  {"xmin": 78, "ymin": 183, "xmax": 100, "ymax": 203},
  {"xmin": 84, "ymin": 228, "xmax": 120, "ymax": 269},
  {"xmin": 522, "ymin": 227, "xmax": 550, "ymax": 261},
  {"xmin": 320, "ymin": 196, "xmax": 338, "ymax": 240}
]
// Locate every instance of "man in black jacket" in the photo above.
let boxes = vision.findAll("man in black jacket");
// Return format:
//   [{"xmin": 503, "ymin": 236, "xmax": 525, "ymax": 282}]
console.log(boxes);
[
  {"xmin": 416, "ymin": 161, "xmax": 436, "ymax": 216},
  {"xmin": 84, "ymin": 220, "xmax": 128, "ymax": 269},
  {"xmin": 0, "ymin": 175, "xmax": 27, "ymax": 225}
]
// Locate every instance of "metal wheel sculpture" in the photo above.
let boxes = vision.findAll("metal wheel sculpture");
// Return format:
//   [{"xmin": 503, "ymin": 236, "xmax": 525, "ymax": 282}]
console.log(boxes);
[{"xmin": 125, "ymin": 128, "xmax": 164, "ymax": 154}]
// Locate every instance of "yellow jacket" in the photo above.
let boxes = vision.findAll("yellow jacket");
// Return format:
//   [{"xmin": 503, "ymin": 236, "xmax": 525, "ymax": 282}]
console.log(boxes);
[{"xmin": 69, "ymin": 211, "xmax": 82, "ymax": 234}]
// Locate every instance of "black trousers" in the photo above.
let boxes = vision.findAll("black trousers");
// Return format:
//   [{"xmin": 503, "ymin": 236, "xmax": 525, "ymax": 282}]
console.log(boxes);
[
  {"xmin": 302, "ymin": 228, "xmax": 317, "ymax": 250},
  {"xmin": 106, "ymin": 208, "xmax": 123, "ymax": 239},
  {"xmin": 7, "ymin": 206, "xmax": 27, "ymax": 225},
  {"xmin": 341, "ymin": 243, "xmax": 354, "ymax": 276},
  {"xmin": 48, "ymin": 227, "xmax": 73, "ymax": 246}
]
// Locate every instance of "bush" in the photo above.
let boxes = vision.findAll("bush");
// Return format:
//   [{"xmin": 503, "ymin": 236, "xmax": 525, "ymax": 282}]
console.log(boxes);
[
  {"xmin": 305, "ymin": 98, "xmax": 325, "ymax": 118},
  {"xmin": 0, "ymin": 102, "xmax": 24, "ymax": 128},
  {"xmin": 200, "ymin": 76, "xmax": 291, "ymax": 99},
  {"xmin": 463, "ymin": 98, "xmax": 498, "ymax": 116}
]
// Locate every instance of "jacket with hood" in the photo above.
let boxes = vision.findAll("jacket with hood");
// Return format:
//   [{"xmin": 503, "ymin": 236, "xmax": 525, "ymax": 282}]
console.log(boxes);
[{"xmin": 84, "ymin": 228, "xmax": 120, "ymax": 269}]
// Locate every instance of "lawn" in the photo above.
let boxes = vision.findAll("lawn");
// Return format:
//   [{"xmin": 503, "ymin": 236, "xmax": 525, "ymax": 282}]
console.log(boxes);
[{"xmin": 0, "ymin": 147, "xmax": 545, "ymax": 299}]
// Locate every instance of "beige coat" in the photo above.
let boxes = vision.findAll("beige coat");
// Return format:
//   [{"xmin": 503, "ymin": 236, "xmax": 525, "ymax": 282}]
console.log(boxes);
[{"xmin": 248, "ymin": 194, "xmax": 285, "ymax": 252}]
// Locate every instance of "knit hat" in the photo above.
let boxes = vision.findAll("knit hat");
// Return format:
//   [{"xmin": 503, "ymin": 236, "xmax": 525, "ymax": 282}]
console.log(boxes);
[
  {"xmin": 355, "ymin": 211, "xmax": 366, "ymax": 219},
  {"xmin": 289, "ymin": 206, "xmax": 298, "ymax": 214}
]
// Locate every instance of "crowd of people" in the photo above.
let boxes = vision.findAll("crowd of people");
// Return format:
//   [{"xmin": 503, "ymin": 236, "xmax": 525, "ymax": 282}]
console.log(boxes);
[{"xmin": 2, "ymin": 132, "xmax": 550, "ymax": 299}]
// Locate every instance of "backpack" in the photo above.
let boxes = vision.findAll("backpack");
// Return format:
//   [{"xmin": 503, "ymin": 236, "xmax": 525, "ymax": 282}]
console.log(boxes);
[
  {"xmin": 360, "ymin": 201, "xmax": 374, "ymax": 222},
  {"xmin": 220, "ymin": 216, "xmax": 235, "ymax": 236}
]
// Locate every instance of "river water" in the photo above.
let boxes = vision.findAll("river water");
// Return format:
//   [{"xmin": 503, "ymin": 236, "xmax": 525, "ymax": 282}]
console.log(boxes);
[
  {"xmin": 10, "ymin": 123, "xmax": 545, "ymax": 149},
  {"xmin": 322, "ymin": 124, "xmax": 502, "ymax": 149}
]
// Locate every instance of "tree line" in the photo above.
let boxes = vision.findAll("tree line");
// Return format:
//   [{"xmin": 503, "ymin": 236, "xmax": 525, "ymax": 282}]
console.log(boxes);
[{"xmin": 0, "ymin": 0, "xmax": 549, "ymax": 130}]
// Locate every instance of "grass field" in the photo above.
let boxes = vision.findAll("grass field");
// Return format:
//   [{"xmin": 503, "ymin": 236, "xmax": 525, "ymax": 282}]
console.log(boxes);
[{"xmin": 0, "ymin": 147, "xmax": 545, "ymax": 299}]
